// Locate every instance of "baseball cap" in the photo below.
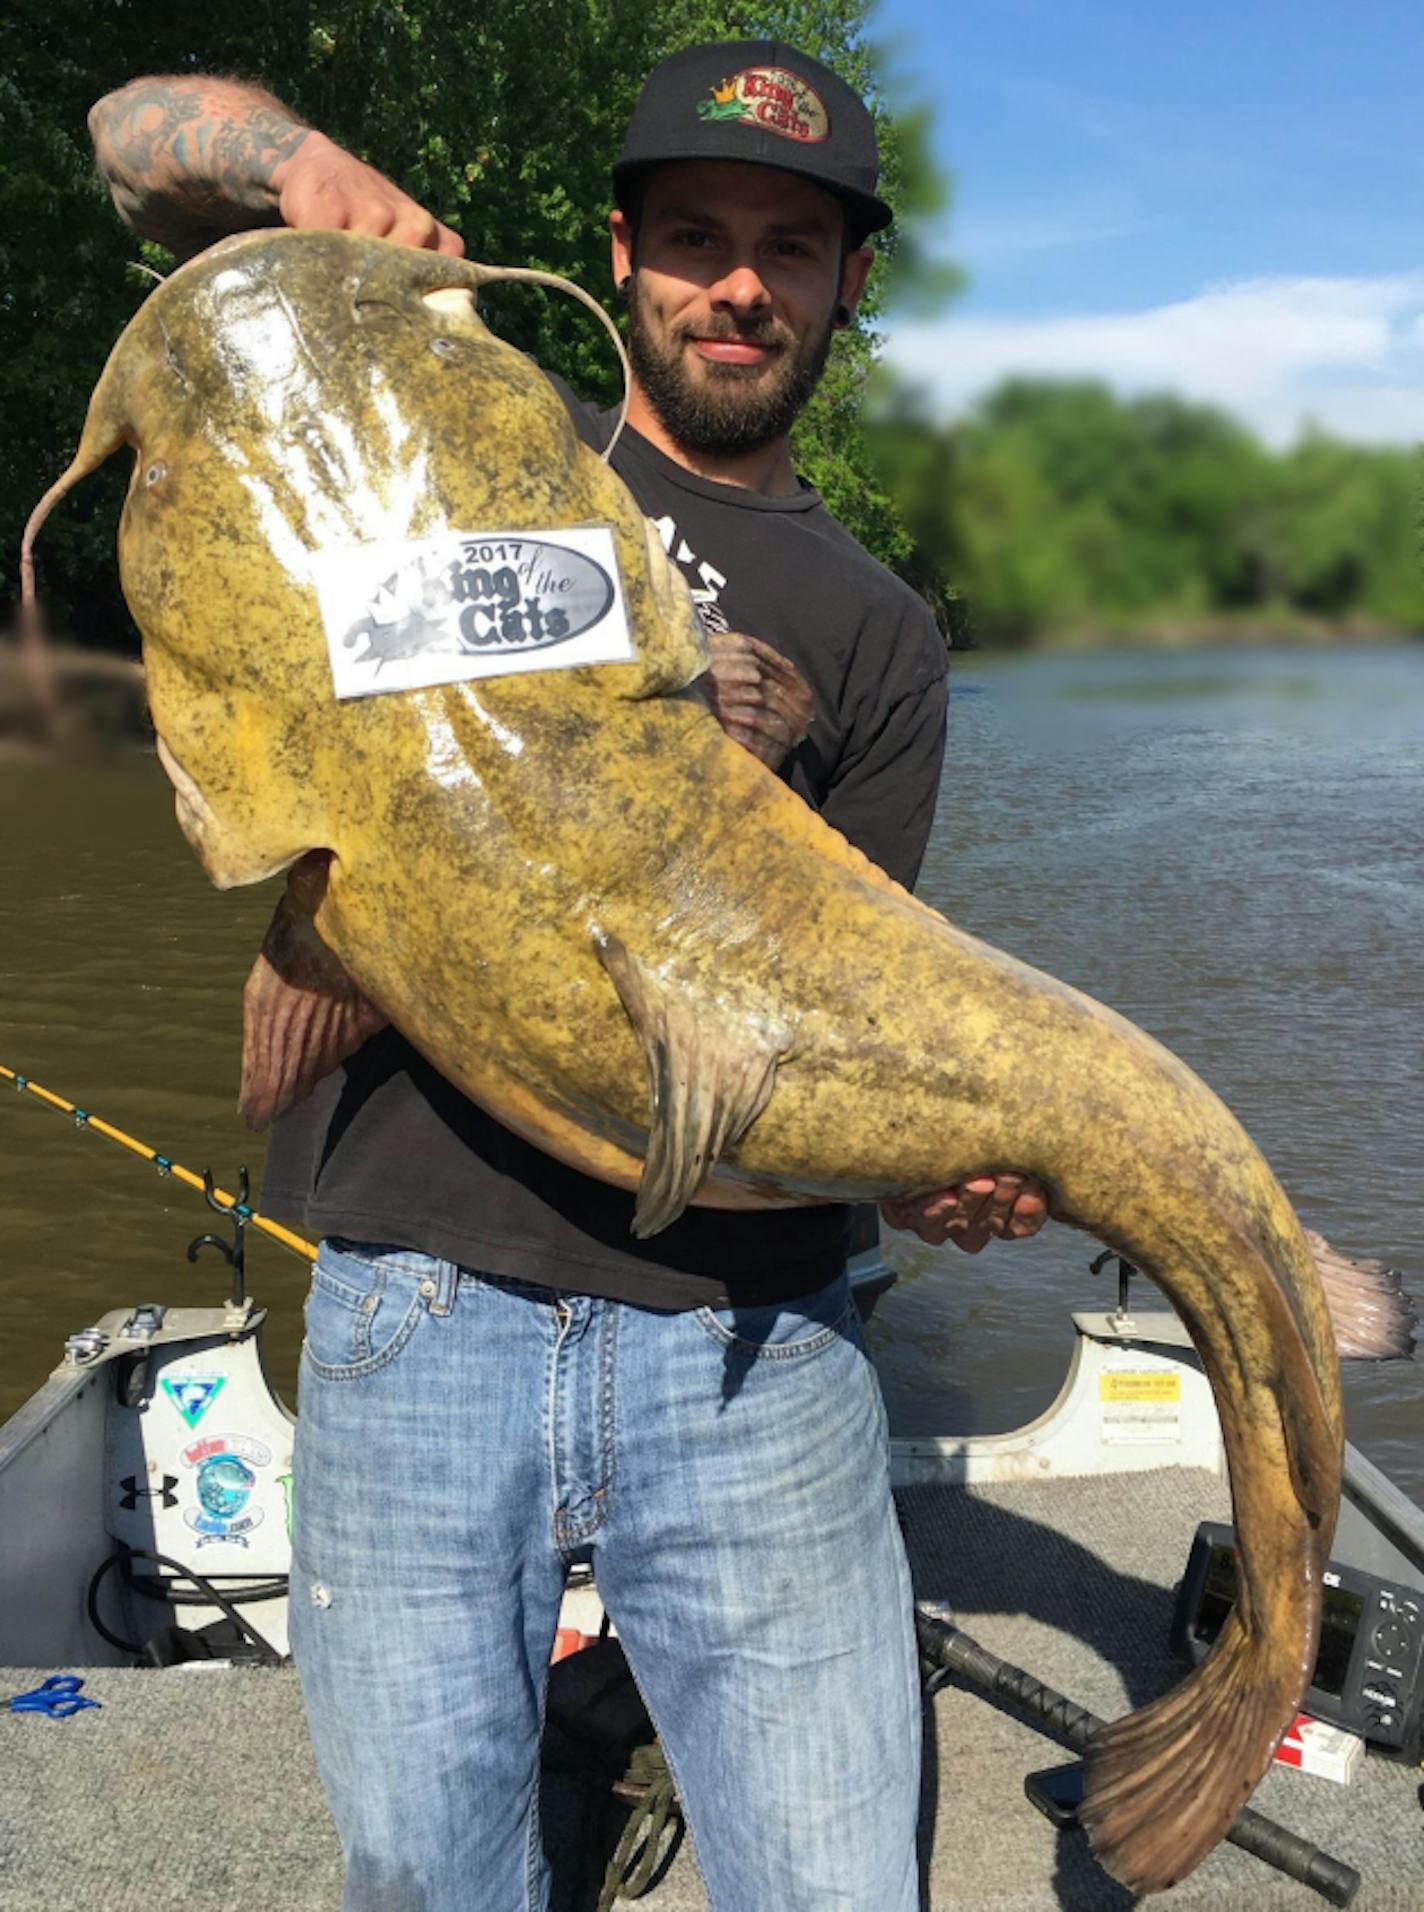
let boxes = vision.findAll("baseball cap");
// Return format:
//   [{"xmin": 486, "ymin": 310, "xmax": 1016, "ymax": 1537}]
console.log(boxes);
[{"xmin": 613, "ymin": 40, "xmax": 893, "ymax": 239}]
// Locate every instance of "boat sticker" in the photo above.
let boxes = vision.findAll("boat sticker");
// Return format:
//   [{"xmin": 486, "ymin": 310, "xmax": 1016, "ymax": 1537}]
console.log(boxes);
[
  {"xmin": 1099, "ymin": 1367, "xmax": 1181, "ymax": 1445},
  {"xmin": 183, "ymin": 1455, "xmax": 265, "ymax": 1548},
  {"xmin": 310, "ymin": 526, "xmax": 634, "ymax": 699},
  {"xmin": 160, "ymin": 1373, "xmax": 227, "ymax": 1429},
  {"xmin": 181, "ymin": 1433, "xmax": 272, "ymax": 1470},
  {"xmin": 180, "ymin": 1434, "xmax": 273, "ymax": 1548},
  {"xmin": 119, "ymin": 1473, "xmax": 178, "ymax": 1510}
]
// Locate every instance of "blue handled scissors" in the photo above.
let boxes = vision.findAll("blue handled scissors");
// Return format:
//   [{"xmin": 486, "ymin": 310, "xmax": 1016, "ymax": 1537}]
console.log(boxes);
[{"xmin": 8, "ymin": 1675, "xmax": 100, "ymax": 1718}]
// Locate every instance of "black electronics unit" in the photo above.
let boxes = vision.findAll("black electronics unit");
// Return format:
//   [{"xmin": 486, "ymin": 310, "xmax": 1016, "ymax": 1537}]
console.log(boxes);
[{"xmin": 1172, "ymin": 1521, "xmax": 1424, "ymax": 1761}]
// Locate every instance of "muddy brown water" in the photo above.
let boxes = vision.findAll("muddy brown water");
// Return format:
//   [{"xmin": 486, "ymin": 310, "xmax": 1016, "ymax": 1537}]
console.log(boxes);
[{"xmin": 2, "ymin": 643, "xmax": 1420, "ymax": 1513}]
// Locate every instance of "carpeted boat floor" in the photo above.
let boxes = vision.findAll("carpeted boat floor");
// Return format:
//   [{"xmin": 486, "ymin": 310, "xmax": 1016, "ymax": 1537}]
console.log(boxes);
[{"xmin": 1, "ymin": 1469, "xmax": 1419, "ymax": 1909}]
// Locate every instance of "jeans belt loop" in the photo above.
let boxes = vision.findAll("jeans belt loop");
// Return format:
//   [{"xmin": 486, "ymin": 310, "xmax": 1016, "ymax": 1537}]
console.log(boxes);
[{"xmin": 429, "ymin": 1257, "xmax": 458, "ymax": 1317}]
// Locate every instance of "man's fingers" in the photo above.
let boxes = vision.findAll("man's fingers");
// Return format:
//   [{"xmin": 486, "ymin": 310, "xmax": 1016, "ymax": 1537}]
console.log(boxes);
[
  {"xmin": 986, "ymin": 1175, "xmax": 1022, "ymax": 1232},
  {"xmin": 964, "ymin": 1173, "xmax": 1047, "ymax": 1240},
  {"xmin": 741, "ymin": 635, "xmax": 803, "ymax": 682},
  {"xmin": 881, "ymin": 1191, "xmax": 959, "ymax": 1232},
  {"xmin": 881, "ymin": 1173, "xmax": 1050, "ymax": 1250},
  {"xmin": 1008, "ymin": 1188, "xmax": 1049, "ymax": 1238},
  {"xmin": 709, "ymin": 634, "xmax": 813, "ymax": 716},
  {"xmin": 386, "ymin": 206, "xmax": 443, "ymax": 249},
  {"xmin": 761, "ymin": 681, "xmax": 812, "ymax": 725},
  {"xmin": 279, "ymin": 143, "xmax": 456, "ymax": 252},
  {"xmin": 708, "ymin": 662, "xmax": 764, "ymax": 694},
  {"xmin": 713, "ymin": 679, "xmax": 807, "ymax": 733},
  {"xmin": 955, "ymin": 1177, "xmax": 999, "ymax": 1234}
]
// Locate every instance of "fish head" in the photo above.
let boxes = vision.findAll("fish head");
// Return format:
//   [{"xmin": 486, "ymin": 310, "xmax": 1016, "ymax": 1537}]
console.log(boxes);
[{"xmin": 53, "ymin": 230, "xmax": 708, "ymax": 889}]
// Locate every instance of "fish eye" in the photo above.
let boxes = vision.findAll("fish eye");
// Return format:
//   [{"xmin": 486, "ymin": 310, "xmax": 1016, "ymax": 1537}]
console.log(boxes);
[{"xmin": 145, "ymin": 462, "xmax": 167, "ymax": 487}]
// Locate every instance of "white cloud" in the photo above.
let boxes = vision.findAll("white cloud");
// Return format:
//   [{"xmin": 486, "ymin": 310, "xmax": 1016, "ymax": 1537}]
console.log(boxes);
[{"xmin": 885, "ymin": 273, "xmax": 1424, "ymax": 446}]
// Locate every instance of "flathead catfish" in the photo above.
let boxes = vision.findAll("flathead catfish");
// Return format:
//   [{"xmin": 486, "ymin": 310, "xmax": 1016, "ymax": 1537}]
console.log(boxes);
[{"xmin": 26, "ymin": 229, "xmax": 1344, "ymax": 1893}]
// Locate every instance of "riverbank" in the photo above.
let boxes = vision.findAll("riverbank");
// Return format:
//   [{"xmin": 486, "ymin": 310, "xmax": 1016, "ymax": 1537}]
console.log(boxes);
[
  {"xmin": 0, "ymin": 642, "xmax": 146, "ymax": 757},
  {"xmin": 961, "ymin": 615, "xmax": 1421, "ymax": 653},
  {"xmin": 5, "ymin": 622, "xmax": 1419, "ymax": 753}
]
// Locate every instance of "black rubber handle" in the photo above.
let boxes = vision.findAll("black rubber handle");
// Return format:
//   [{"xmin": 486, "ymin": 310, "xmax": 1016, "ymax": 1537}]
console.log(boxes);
[
  {"xmin": 1225, "ymin": 1806, "xmax": 1358, "ymax": 1907},
  {"xmin": 916, "ymin": 1610, "xmax": 1360, "ymax": 1906}
]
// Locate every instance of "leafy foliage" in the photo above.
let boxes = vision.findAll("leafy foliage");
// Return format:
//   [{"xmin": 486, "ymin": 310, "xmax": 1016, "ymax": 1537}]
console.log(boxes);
[
  {"xmin": 0, "ymin": 0, "xmax": 944, "ymax": 646},
  {"xmin": 6, "ymin": 5, "xmax": 1414, "ymax": 655},
  {"xmin": 870, "ymin": 380, "xmax": 1424, "ymax": 646}
]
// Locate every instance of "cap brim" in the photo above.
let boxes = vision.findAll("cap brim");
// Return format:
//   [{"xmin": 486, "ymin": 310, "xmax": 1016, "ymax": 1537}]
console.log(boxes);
[{"xmin": 612, "ymin": 156, "xmax": 893, "ymax": 237}]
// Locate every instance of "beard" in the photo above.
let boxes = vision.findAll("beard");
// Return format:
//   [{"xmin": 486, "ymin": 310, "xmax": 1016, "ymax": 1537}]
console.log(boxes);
[{"xmin": 624, "ymin": 277, "xmax": 835, "ymax": 459}]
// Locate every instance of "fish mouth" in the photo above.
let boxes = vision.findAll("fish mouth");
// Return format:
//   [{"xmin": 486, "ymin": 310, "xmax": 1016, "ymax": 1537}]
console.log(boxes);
[
  {"xmin": 155, "ymin": 732, "xmax": 312, "ymax": 890},
  {"xmin": 154, "ymin": 733, "xmax": 211, "ymax": 839},
  {"xmin": 422, "ymin": 287, "xmax": 479, "ymax": 321}
]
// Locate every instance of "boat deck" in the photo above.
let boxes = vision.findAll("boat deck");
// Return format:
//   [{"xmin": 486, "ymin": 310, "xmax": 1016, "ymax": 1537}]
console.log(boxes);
[{"xmin": 2, "ymin": 1467, "xmax": 1419, "ymax": 1910}]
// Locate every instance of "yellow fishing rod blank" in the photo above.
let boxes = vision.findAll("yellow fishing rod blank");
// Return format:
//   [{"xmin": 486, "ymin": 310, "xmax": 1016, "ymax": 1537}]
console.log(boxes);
[{"xmin": 1, "ymin": 1063, "xmax": 315, "ymax": 1262}]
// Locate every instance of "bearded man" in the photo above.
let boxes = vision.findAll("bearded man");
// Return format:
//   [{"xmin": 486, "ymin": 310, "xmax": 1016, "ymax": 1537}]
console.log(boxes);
[{"xmin": 91, "ymin": 40, "xmax": 1047, "ymax": 1909}]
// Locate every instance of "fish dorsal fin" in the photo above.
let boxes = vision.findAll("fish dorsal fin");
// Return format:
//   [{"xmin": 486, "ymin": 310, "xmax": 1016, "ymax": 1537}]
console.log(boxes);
[{"xmin": 596, "ymin": 932, "xmax": 790, "ymax": 1238}]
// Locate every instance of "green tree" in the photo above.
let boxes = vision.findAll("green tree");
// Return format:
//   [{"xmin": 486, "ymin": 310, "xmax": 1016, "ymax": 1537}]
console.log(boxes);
[
  {"xmin": 1269, "ymin": 432, "xmax": 1424, "ymax": 627},
  {"xmin": 0, "ymin": 1, "xmax": 948, "ymax": 648},
  {"xmin": 870, "ymin": 378, "xmax": 1423, "ymax": 645}
]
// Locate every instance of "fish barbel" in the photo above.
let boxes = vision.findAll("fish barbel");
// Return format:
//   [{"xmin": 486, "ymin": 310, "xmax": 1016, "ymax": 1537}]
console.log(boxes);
[{"xmin": 25, "ymin": 229, "xmax": 1346, "ymax": 1892}]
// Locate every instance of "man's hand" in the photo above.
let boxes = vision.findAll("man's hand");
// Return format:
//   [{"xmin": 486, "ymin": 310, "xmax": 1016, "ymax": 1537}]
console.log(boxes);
[
  {"xmin": 277, "ymin": 132, "xmax": 464, "ymax": 254},
  {"xmin": 702, "ymin": 631, "xmax": 814, "ymax": 770},
  {"xmin": 881, "ymin": 1174, "xmax": 1050, "ymax": 1254}
]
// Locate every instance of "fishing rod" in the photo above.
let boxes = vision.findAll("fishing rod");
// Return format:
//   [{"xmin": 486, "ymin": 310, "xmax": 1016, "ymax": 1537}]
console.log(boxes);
[
  {"xmin": 1, "ymin": 1063, "xmax": 316, "ymax": 1264},
  {"xmin": 916, "ymin": 1607, "xmax": 1361, "ymax": 1906}
]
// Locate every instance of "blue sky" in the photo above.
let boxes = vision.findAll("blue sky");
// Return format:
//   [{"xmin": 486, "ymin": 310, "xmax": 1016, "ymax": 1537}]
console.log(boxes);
[{"xmin": 872, "ymin": 0, "xmax": 1424, "ymax": 443}]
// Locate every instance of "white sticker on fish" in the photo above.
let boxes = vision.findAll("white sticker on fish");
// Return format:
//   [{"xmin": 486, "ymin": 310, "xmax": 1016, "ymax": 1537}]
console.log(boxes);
[{"xmin": 311, "ymin": 525, "xmax": 635, "ymax": 699}]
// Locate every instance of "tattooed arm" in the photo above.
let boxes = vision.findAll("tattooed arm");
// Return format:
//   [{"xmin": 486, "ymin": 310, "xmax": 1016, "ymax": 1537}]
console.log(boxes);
[{"xmin": 89, "ymin": 75, "xmax": 463, "ymax": 260}]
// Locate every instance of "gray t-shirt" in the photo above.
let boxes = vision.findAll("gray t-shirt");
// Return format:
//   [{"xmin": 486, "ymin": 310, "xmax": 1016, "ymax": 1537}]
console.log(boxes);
[{"xmin": 259, "ymin": 392, "xmax": 948, "ymax": 1308}]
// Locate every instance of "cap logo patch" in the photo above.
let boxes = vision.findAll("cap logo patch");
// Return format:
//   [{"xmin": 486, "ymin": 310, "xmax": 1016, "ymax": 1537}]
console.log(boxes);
[{"xmin": 697, "ymin": 67, "xmax": 830, "ymax": 144}]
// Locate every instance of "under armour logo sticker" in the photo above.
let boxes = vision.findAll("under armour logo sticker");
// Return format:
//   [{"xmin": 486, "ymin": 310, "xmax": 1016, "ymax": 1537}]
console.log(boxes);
[{"xmin": 120, "ymin": 1474, "xmax": 179, "ymax": 1510}]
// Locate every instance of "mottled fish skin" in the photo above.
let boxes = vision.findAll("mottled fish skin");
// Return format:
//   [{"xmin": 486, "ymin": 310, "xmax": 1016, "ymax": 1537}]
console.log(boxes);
[{"xmin": 35, "ymin": 230, "xmax": 1343, "ymax": 1894}]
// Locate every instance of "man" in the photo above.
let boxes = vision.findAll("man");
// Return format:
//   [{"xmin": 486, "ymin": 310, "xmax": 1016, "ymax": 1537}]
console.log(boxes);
[{"xmin": 91, "ymin": 42, "xmax": 1047, "ymax": 1909}]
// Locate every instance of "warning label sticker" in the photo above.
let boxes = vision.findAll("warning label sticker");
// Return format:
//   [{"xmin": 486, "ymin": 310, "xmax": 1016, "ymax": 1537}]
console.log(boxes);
[{"xmin": 1099, "ymin": 1367, "xmax": 1181, "ymax": 1444}]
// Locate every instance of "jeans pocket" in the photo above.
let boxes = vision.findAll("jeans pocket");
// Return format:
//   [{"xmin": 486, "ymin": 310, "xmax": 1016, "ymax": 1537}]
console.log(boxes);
[
  {"xmin": 302, "ymin": 1242, "xmax": 431, "ymax": 1382},
  {"xmin": 694, "ymin": 1271, "xmax": 856, "ymax": 1361}
]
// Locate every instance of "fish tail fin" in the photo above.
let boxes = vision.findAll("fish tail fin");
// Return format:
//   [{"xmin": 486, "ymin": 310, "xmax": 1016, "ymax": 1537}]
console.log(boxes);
[
  {"xmin": 1305, "ymin": 1227, "xmax": 1418, "ymax": 1360},
  {"xmin": 1079, "ymin": 1606, "xmax": 1298, "ymax": 1892},
  {"xmin": 1043, "ymin": 1166, "xmax": 1336, "ymax": 1889}
]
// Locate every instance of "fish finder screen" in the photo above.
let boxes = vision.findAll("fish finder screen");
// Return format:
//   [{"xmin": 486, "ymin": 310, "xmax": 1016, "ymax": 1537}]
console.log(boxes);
[{"xmin": 1192, "ymin": 1545, "xmax": 1364, "ymax": 1696}]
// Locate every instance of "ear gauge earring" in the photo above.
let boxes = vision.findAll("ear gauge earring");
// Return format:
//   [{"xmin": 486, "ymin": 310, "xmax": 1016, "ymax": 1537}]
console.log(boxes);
[
  {"xmin": 835, "ymin": 302, "xmax": 852, "ymax": 329},
  {"xmin": 617, "ymin": 276, "xmax": 633, "ymax": 301}
]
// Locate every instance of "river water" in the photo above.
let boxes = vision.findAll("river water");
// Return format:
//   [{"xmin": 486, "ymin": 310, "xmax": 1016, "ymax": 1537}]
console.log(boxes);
[{"xmin": 1, "ymin": 642, "xmax": 1420, "ymax": 1505}]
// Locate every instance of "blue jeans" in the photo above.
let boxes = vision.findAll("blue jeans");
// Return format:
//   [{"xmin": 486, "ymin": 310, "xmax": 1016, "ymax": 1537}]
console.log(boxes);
[{"xmin": 288, "ymin": 1240, "xmax": 921, "ymax": 1911}]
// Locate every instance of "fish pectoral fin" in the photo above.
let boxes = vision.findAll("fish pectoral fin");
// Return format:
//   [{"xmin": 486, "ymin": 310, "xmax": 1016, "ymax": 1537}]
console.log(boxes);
[
  {"xmin": 596, "ymin": 932, "xmax": 789, "ymax": 1238},
  {"xmin": 239, "ymin": 852, "xmax": 387, "ymax": 1130},
  {"xmin": 1303, "ymin": 1226, "xmax": 1418, "ymax": 1360}
]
